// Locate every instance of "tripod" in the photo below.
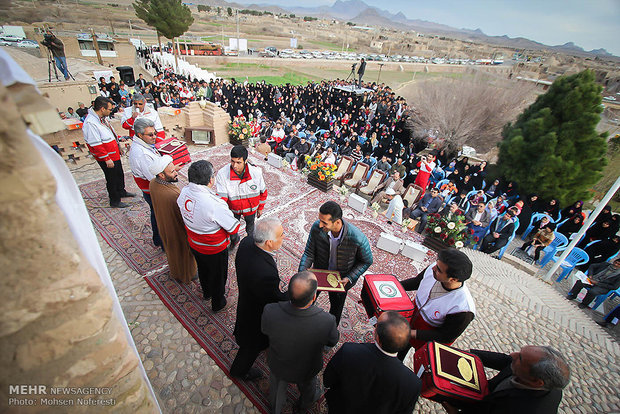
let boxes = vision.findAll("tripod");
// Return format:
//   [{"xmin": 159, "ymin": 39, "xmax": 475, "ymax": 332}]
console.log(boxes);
[
  {"xmin": 47, "ymin": 48, "xmax": 60, "ymax": 82},
  {"xmin": 345, "ymin": 63, "xmax": 357, "ymax": 91},
  {"xmin": 46, "ymin": 47, "xmax": 75, "ymax": 82}
]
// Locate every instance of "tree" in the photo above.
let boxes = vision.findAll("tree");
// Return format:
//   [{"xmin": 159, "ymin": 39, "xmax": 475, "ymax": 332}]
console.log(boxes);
[
  {"xmin": 497, "ymin": 70, "xmax": 608, "ymax": 205},
  {"xmin": 403, "ymin": 73, "xmax": 534, "ymax": 153},
  {"xmin": 133, "ymin": 0, "xmax": 194, "ymax": 71},
  {"xmin": 227, "ymin": 6, "xmax": 232, "ymax": 16},
  {"xmin": 197, "ymin": 5, "xmax": 207, "ymax": 12}
]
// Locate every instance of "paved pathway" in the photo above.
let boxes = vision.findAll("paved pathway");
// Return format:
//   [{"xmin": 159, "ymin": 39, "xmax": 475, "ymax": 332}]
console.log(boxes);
[{"xmin": 69, "ymin": 143, "xmax": 619, "ymax": 414}]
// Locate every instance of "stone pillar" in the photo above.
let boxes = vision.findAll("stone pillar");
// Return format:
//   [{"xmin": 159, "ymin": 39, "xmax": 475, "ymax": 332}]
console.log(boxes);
[
  {"xmin": 202, "ymin": 101, "xmax": 231, "ymax": 146},
  {"xmin": 0, "ymin": 83, "xmax": 158, "ymax": 412}
]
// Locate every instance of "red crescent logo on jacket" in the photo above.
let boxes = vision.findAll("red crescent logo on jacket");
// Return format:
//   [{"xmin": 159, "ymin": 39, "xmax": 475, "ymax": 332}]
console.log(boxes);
[
  {"xmin": 434, "ymin": 311, "xmax": 440, "ymax": 318},
  {"xmin": 185, "ymin": 199, "xmax": 193, "ymax": 212}
]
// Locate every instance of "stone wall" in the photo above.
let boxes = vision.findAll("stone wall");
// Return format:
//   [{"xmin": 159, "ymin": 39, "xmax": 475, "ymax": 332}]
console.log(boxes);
[{"xmin": 0, "ymin": 82, "xmax": 158, "ymax": 412}]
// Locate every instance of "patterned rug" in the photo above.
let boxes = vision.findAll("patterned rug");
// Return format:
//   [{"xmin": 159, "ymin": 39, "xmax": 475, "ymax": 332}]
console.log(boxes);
[
  {"xmin": 84, "ymin": 143, "xmax": 438, "ymax": 412},
  {"xmin": 80, "ymin": 144, "xmax": 313, "ymax": 275},
  {"xmin": 80, "ymin": 173, "xmax": 168, "ymax": 275}
]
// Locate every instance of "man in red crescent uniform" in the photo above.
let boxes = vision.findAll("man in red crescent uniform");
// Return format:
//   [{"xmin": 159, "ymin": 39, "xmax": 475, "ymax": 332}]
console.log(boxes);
[
  {"xmin": 397, "ymin": 248, "xmax": 476, "ymax": 360},
  {"xmin": 178, "ymin": 160, "xmax": 240, "ymax": 312},
  {"xmin": 82, "ymin": 96, "xmax": 135, "ymax": 208},
  {"xmin": 413, "ymin": 153, "xmax": 436, "ymax": 195},
  {"xmin": 121, "ymin": 93, "xmax": 166, "ymax": 141},
  {"xmin": 128, "ymin": 117, "xmax": 163, "ymax": 247},
  {"xmin": 215, "ymin": 145, "xmax": 267, "ymax": 246}
]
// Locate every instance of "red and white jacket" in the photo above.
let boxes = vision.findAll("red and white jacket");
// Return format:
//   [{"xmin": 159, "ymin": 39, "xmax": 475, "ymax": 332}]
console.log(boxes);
[
  {"xmin": 121, "ymin": 104, "xmax": 165, "ymax": 141},
  {"xmin": 128, "ymin": 137, "xmax": 161, "ymax": 194},
  {"xmin": 177, "ymin": 183, "xmax": 240, "ymax": 254},
  {"xmin": 82, "ymin": 108, "xmax": 121, "ymax": 162},
  {"xmin": 414, "ymin": 264, "xmax": 476, "ymax": 328},
  {"xmin": 269, "ymin": 128, "xmax": 285, "ymax": 144},
  {"xmin": 215, "ymin": 164, "xmax": 267, "ymax": 216}
]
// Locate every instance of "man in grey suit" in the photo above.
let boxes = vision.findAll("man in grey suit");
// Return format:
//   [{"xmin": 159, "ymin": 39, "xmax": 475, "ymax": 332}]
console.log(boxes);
[
  {"xmin": 371, "ymin": 170, "xmax": 405, "ymax": 204},
  {"xmin": 261, "ymin": 271, "xmax": 340, "ymax": 414},
  {"xmin": 409, "ymin": 187, "xmax": 443, "ymax": 233},
  {"xmin": 465, "ymin": 202, "xmax": 492, "ymax": 242}
]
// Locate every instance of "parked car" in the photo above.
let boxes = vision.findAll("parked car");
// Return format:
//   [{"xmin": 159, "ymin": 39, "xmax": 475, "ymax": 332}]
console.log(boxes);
[
  {"xmin": 0, "ymin": 40, "xmax": 11, "ymax": 46},
  {"xmin": 16, "ymin": 39, "xmax": 39, "ymax": 49},
  {"xmin": 0, "ymin": 34, "xmax": 23, "ymax": 42}
]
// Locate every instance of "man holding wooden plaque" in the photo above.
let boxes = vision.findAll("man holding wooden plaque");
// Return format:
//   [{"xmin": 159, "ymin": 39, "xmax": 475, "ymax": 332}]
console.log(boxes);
[{"xmin": 299, "ymin": 201, "xmax": 373, "ymax": 325}]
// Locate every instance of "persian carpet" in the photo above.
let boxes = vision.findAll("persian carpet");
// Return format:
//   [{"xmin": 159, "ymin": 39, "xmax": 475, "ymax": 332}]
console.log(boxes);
[{"xmin": 84, "ymin": 143, "xmax": 437, "ymax": 412}]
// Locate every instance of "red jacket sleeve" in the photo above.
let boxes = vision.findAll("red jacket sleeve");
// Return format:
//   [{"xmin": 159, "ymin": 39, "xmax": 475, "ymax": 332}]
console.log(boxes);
[{"xmin": 122, "ymin": 117, "xmax": 135, "ymax": 131}]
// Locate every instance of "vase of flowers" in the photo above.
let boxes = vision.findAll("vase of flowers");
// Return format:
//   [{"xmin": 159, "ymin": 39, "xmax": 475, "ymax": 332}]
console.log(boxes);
[
  {"xmin": 305, "ymin": 154, "xmax": 336, "ymax": 192},
  {"xmin": 423, "ymin": 213, "xmax": 472, "ymax": 251},
  {"xmin": 371, "ymin": 202, "xmax": 381, "ymax": 218},
  {"xmin": 228, "ymin": 116, "xmax": 251, "ymax": 147},
  {"xmin": 401, "ymin": 218, "xmax": 412, "ymax": 232},
  {"xmin": 338, "ymin": 186, "xmax": 349, "ymax": 202}
]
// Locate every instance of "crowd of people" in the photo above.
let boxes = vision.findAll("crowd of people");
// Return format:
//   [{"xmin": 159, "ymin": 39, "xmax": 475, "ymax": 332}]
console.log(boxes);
[{"xmin": 75, "ymin": 49, "xmax": 620, "ymax": 411}]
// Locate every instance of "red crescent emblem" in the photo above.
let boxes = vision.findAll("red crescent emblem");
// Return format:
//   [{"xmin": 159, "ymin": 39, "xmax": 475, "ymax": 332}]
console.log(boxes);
[
  {"xmin": 185, "ymin": 199, "xmax": 193, "ymax": 211},
  {"xmin": 434, "ymin": 311, "xmax": 440, "ymax": 317}
]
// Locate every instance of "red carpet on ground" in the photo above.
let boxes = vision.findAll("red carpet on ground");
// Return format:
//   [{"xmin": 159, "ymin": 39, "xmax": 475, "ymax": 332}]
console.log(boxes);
[{"xmin": 83, "ymin": 144, "xmax": 437, "ymax": 413}]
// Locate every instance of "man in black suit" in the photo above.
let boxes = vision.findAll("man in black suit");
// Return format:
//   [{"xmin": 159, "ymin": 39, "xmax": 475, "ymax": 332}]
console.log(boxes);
[
  {"xmin": 262, "ymin": 271, "xmax": 339, "ymax": 414},
  {"xmin": 480, "ymin": 210, "xmax": 516, "ymax": 254},
  {"xmin": 442, "ymin": 345, "xmax": 570, "ymax": 414},
  {"xmin": 230, "ymin": 217, "xmax": 288, "ymax": 381},
  {"xmin": 323, "ymin": 311, "xmax": 421, "ymax": 414}
]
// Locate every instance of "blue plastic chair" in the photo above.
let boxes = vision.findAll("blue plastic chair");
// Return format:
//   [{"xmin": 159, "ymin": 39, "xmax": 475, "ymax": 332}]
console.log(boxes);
[
  {"xmin": 498, "ymin": 217, "xmax": 519, "ymax": 259},
  {"xmin": 429, "ymin": 168, "xmax": 445, "ymax": 187},
  {"xmin": 435, "ymin": 179, "xmax": 449, "ymax": 190},
  {"xmin": 521, "ymin": 213, "xmax": 553, "ymax": 240},
  {"xmin": 550, "ymin": 248, "xmax": 589, "ymax": 281},
  {"xmin": 538, "ymin": 232, "xmax": 569, "ymax": 267},
  {"xmin": 591, "ymin": 288, "xmax": 620, "ymax": 311}
]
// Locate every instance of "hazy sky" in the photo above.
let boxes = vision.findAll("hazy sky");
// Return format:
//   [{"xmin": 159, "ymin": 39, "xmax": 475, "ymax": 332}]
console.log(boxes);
[{"xmin": 240, "ymin": 0, "xmax": 620, "ymax": 55}]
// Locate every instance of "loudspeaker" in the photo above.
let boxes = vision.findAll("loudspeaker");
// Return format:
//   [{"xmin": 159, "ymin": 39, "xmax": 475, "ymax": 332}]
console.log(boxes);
[{"xmin": 116, "ymin": 66, "xmax": 135, "ymax": 86}]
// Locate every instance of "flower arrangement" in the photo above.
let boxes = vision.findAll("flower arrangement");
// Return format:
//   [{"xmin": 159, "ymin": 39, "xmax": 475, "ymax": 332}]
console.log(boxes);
[
  {"xmin": 425, "ymin": 213, "xmax": 473, "ymax": 248},
  {"xmin": 401, "ymin": 218, "xmax": 412, "ymax": 231},
  {"xmin": 371, "ymin": 202, "xmax": 381, "ymax": 212},
  {"xmin": 338, "ymin": 186, "xmax": 349, "ymax": 196},
  {"xmin": 228, "ymin": 116, "xmax": 252, "ymax": 145},
  {"xmin": 304, "ymin": 154, "xmax": 336, "ymax": 181}
]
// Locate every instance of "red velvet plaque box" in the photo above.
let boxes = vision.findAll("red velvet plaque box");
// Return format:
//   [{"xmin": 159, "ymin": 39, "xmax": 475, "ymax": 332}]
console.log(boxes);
[
  {"xmin": 360, "ymin": 274, "xmax": 415, "ymax": 321},
  {"xmin": 155, "ymin": 137, "xmax": 191, "ymax": 166},
  {"xmin": 413, "ymin": 342, "xmax": 489, "ymax": 402},
  {"xmin": 308, "ymin": 269, "xmax": 345, "ymax": 292}
]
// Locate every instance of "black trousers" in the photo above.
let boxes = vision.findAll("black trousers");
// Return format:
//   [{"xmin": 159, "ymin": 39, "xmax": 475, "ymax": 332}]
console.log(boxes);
[
  {"xmin": 142, "ymin": 191, "xmax": 162, "ymax": 247},
  {"xmin": 233, "ymin": 212, "xmax": 256, "ymax": 238},
  {"xmin": 97, "ymin": 159, "xmax": 126, "ymax": 205},
  {"xmin": 317, "ymin": 289, "xmax": 348, "ymax": 326},
  {"xmin": 568, "ymin": 280, "xmax": 608, "ymax": 306},
  {"xmin": 480, "ymin": 234, "xmax": 508, "ymax": 254},
  {"xmin": 190, "ymin": 248, "xmax": 228, "ymax": 311},
  {"xmin": 230, "ymin": 343, "xmax": 264, "ymax": 377}
]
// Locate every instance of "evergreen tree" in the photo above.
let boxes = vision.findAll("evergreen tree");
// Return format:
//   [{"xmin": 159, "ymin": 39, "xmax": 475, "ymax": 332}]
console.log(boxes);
[
  {"xmin": 498, "ymin": 70, "xmax": 607, "ymax": 206},
  {"xmin": 133, "ymin": 0, "xmax": 194, "ymax": 70}
]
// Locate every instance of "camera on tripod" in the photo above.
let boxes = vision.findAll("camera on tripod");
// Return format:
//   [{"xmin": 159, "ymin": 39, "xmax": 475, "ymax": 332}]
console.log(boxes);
[
  {"xmin": 351, "ymin": 63, "xmax": 357, "ymax": 70},
  {"xmin": 42, "ymin": 33, "xmax": 54, "ymax": 48}
]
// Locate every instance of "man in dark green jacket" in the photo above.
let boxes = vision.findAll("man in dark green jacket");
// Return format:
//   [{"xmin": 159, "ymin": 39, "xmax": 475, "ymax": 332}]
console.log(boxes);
[{"xmin": 299, "ymin": 201, "xmax": 373, "ymax": 325}]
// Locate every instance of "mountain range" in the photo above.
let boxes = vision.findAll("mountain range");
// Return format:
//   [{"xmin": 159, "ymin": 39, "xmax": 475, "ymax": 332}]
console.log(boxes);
[{"xmin": 230, "ymin": 0, "xmax": 615, "ymax": 58}]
